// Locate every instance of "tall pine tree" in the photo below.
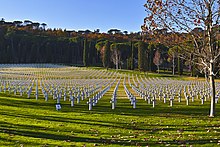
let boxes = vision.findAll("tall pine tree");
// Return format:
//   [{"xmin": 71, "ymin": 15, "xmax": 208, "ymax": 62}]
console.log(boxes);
[
  {"xmin": 148, "ymin": 43, "xmax": 155, "ymax": 72},
  {"xmin": 138, "ymin": 41, "xmax": 145, "ymax": 71},
  {"xmin": 83, "ymin": 38, "xmax": 88, "ymax": 66},
  {"xmin": 103, "ymin": 40, "xmax": 110, "ymax": 68},
  {"xmin": 130, "ymin": 41, "xmax": 134, "ymax": 70}
]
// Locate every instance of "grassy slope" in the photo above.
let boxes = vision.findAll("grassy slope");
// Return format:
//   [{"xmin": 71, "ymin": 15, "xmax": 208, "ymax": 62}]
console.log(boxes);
[{"xmin": 0, "ymin": 70, "xmax": 220, "ymax": 146}]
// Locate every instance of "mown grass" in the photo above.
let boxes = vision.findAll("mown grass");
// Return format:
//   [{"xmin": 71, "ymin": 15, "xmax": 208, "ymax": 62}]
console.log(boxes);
[
  {"xmin": 0, "ymin": 80, "xmax": 220, "ymax": 147},
  {"xmin": 86, "ymin": 66, "xmax": 197, "ymax": 80}
]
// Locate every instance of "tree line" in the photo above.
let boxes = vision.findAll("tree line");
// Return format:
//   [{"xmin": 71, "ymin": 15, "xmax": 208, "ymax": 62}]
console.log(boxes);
[{"xmin": 0, "ymin": 19, "xmax": 210, "ymax": 76}]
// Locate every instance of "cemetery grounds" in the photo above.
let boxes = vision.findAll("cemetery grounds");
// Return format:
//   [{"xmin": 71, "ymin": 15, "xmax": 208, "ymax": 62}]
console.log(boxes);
[{"xmin": 0, "ymin": 64, "xmax": 220, "ymax": 147}]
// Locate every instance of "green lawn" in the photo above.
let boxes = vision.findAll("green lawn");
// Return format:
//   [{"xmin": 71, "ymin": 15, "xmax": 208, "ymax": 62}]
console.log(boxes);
[{"xmin": 0, "ymin": 81, "xmax": 220, "ymax": 147}]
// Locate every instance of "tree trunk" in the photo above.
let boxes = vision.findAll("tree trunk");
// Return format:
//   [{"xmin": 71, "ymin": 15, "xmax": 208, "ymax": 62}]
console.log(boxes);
[
  {"xmin": 178, "ymin": 57, "xmax": 183, "ymax": 75},
  {"xmin": 11, "ymin": 38, "xmax": 14, "ymax": 63},
  {"xmin": 209, "ymin": 61, "xmax": 216, "ymax": 117},
  {"xmin": 190, "ymin": 54, "xmax": 193, "ymax": 77},
  {"xmin": 157, "ymin": 65, "xmax": 160, "ymax": 74},
  {"xmin": 116, "ymin": 51, "xmax": 119, "ymax": 70},
  {"xmin": 11, "ymin": 38, "xmax": 14, "ymax": 51},
  {"xmin": 172, "ymin": 56, "xmax": 175, "ymax": 75},
  {"xmin": 207, "ymin": 4, "xmax": 215, "ymax": 117},
  {"xmin": 205, "ymin": 68, "xmax": 208, "ymax": 83}
]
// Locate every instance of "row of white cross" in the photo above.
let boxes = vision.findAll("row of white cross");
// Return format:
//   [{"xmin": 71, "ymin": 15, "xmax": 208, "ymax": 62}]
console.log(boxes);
[
  {"xmin": 0, "ymin": 65, "xmax": 120, "ymax": 110},
  {"xmin": 124, "ymin": 77, "xmax": 137, "ymax": 108},
  {"xmin": 110, "ymin": 78, "xmax": 121, "ymax": 109},
  {"xmin": 125, "ymin": 74, "xmax": 220, "ymax": 107},
  {"xmin": 1, "ymin": 64, "xmax": 220, "ymax": 111}
]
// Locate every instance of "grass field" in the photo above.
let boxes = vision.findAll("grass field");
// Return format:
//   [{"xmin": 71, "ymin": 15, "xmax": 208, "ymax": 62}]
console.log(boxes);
[{"xmin": 0, "ymin": 78, "xmax": 220, "ymax": 147}]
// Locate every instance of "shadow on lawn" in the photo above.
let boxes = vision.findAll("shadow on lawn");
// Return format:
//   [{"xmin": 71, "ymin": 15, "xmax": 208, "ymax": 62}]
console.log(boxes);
[
  {"xmin": 0, "ymin": 94, "xmax": 216, "ymax": 118},
  {"xmin": 0, "ymin": 96, "xmax": 219, "ymax": 146},
  {"xmin": 0, "ymin": 107, "xmax": 217, "ymax": 133},
  {"xmin": 0, "ymin": 91, "xmax": 219, "ymax": 120},
  {"xmin": 71, "ymin": 99, "xmax": 214, "ymax": 118},
  {"xmin": 0, "ymin": 95, "xmax": 55, "ymax": 109},
  {"xmin": 0, "ymin": 110, "xmax": 141, "ymax": 131},
  {"xmin": 0, "ymin": 121, "xmax": 218, "ymax": 146},
  {"xmin": 0, "ymin": 136, "xmax": 41, "ymax": 146},
  {"xmin": 0, "ymin": 121, "xmax": 146, "ymax": 146}
]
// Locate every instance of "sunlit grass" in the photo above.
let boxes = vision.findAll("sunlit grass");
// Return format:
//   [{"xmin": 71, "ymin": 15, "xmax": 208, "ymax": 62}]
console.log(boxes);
[{"xmin": 0, "ymin": 80, "xmax": 220, "ymax": 147}]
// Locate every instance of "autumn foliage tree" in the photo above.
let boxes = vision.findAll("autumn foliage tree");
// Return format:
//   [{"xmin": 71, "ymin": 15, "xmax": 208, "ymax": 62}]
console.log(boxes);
[
  {"xmin": 168, "ymin": 46, "xmax": 181, "ymax": 75},
  {"xmin": 111, "ymin": 44, "xmax": 121, "ymax": 70},
  {"xmin": 153, "ymin": 50, "xmax": 162, "ymax": 73},
  {"xmin": 95, "ymin": 41, "xmax": 106, "ymax": 66},
  {"xmin": 142, "ymin": 0, "xmax": 220, "ymax": 117},
  {"xmin": 110, "ymin": 43, "xmax": 129, "ymax": 70}
]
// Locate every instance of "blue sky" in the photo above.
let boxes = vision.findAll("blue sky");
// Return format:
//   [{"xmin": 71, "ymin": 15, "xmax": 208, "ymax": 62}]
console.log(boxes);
[{"xmin": 0, "ymin": 0, "xmax": 146, "ymax": 33}]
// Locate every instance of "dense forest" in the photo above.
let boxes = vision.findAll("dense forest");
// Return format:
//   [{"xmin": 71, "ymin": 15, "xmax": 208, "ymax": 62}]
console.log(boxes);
[{"xmin": 0, "ymin": 18, "xmax": 218, "ymax": 76}]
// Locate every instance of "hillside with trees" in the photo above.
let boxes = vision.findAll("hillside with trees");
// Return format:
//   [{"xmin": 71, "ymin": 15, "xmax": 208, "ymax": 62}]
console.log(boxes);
[{"xmin": 0, "ymin": 18, "xmax": 219, "ymax": 76}]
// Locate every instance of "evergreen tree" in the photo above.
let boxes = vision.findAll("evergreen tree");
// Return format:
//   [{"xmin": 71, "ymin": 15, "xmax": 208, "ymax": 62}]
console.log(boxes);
[
  {"xmin": 177, "ymin": 57, "xmax": 183, "ymax": 75},
  {"xmin": 138, "ymin": 41, "xmax": 145, "ymax": 71},
  {"xmin": 83, "ymin": 38, "xmax": 88, "ymax": 66},
  {"xmin": 103, "ymin": 40, "xmax": 110, "ymax": 68},
  {"xmin": 130, "ymin": 41, "xmax": 134, "ymax": 70},
  {"xmin": 148, "ymin": 43, "xmax": 155, "ymax": 72}
]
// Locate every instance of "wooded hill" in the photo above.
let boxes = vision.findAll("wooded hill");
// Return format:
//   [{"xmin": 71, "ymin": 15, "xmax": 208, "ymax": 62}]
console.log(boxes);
[{"xmin": 1, "ymin": 19, "xmax": 218, "ymax": 76}]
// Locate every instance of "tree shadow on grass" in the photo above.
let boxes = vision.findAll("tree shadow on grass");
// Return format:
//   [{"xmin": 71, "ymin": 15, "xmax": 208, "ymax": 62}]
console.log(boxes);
[
  {"xmin": 0, "ymin": 95, "xmax": 56, "ymax": 110},
  {"xmin": 0, "ymin": 136, "xmax": 42, "ymax": 146},
  {"xmin": 1, "ymin": 90, "xmax": 220, "ymax": 117},
  {"xmin": 1, "ymin": 97, "xmax": 220, "ymax": 146},
  {"xmin": 1, "ymin": 107, "xmax": 219, "ymax": 135},
  {"xmin": 0, "ymin": 121, "xmax": 218, "ymax": 146},
  {"xmin": 0, "ymin": 111, "xmax": 140, "ymax": 131},
  {"xmin": 0, "ymin": 94, "xmax": 218, "ymax": 119},
  {"xmin": 0, "ymin": 125, "xmax": 218, "ymax": 146},
  {"xmin": 1, "ymin": 90, "xmax": 219, "ymax": 118},
  {"xmin": 0, "ymin": 121, "xmax": 145, "ymax": 146},
  {"xmin": 71, "ymin": 99, "xmax": 217, "ymax": 118}
]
